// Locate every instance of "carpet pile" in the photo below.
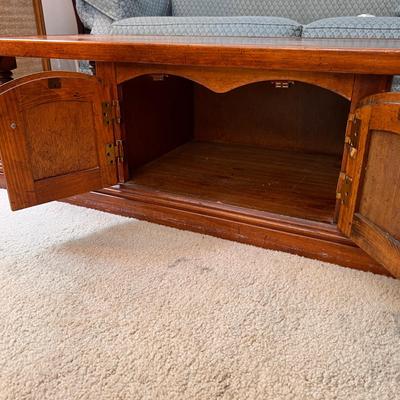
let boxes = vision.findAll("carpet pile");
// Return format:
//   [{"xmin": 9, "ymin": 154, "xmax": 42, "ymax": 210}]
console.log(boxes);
[{"xmin": 0, "ymin": 190, "xmax": 399, "ymax": 399}]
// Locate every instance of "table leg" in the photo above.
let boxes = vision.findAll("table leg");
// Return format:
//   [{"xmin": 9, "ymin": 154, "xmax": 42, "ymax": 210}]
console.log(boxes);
[{"xmin": 0, "ymin": 56, "xmax": 17, "ymax": 84}]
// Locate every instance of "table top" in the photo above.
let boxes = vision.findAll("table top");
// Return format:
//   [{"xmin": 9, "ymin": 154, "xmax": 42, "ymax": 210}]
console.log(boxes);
[{"xmin": 0, "ymin": 35, "xmax": 400, "ymax": 74}]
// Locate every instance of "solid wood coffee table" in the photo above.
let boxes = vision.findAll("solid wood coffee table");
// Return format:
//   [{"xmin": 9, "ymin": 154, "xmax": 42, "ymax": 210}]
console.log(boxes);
[{"xmin": 0, "ymin": 35, "xmax": 398, "ymax": 277}]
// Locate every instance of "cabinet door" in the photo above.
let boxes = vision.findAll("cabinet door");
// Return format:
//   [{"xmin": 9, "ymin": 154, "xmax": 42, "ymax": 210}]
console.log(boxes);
[
  {"xmin": 338, "ymin": 93, "xmax": 400, "ymax": 277},
  {"xmin": 0, "ymin": 71, "xmax": 118, "ymax": 210}
]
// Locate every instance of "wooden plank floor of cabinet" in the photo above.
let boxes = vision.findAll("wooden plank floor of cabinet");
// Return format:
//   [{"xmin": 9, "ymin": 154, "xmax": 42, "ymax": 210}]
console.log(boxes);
[{"xmin": 125, "ymin": 141, "xmax": 341, "ymax": 224}]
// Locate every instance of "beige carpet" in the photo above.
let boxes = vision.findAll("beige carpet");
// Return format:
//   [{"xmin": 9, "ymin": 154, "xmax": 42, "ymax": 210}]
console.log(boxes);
[{"xmin": 0, "ymin": 189, "xmax": 399, "ymax": 400}]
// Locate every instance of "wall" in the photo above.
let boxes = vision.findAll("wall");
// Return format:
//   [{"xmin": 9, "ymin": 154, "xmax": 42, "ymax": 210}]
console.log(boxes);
[{"xmin": 41, "ymin": 0, "xmax": 79, "ymax": 71}]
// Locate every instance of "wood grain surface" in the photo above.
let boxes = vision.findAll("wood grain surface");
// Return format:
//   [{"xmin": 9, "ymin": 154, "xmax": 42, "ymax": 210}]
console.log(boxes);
[{"xmin": 0, "ymin": 35, "xmax": 400, "ymax": 74}]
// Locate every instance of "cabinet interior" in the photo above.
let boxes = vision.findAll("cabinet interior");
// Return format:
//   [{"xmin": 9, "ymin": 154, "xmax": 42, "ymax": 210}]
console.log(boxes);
[{"xmin": 119, "ymin": 76, "xmax": 350, "ymax": 224}]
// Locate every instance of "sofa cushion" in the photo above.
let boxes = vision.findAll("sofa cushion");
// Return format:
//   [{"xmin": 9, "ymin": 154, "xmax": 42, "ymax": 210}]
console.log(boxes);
[
  {"xmin": 170, "ymin": 0, "xmax": 400, "ymax": 24},
  {"xmin": 110, "ymin": 16, "xmax": 302, "ymax": 37},
  {"xmin": 392, "ymin": 76, "xmax": 400, "ymax": 91},
  {"xmin": 75, "ymin": 0, "xmax": 97, "ymax": 29},
  {"xmin": 91, "ymin": 12, "xmax": 114, "ymax": 34},
  {"xmin": 303, "ymin": 17, "xmax": 400, "ymax": 39},
  {"xmin": 77, "ymin": 0, "xmax": 170, "ymax": 24}
]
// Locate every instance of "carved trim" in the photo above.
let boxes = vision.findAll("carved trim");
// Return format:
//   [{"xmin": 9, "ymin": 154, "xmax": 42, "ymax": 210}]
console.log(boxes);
[{"xmin": 116, "ymin": 63, "xmax": 355, "ymax": 99}]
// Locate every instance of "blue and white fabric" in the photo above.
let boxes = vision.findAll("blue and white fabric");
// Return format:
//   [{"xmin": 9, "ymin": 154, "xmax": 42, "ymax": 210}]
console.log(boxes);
[
  {"xmin": 170, "ymin": 0, "xmax": 400, "ymax": 24},
  {"xmin": 110, "ymin": 16, "xmax": 302, "ymax": 37},
  {"xmin": 303, "ymin": 17, "xmax": 400, "ymax": 39},
  {"xmin": 75, "ymin": 0, "xmax": 170, "ymax": 30}
]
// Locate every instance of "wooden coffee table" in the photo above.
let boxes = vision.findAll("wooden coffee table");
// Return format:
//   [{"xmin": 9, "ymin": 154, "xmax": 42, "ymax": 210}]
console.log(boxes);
[{"xmin": 0, "ymin": 35, "xmax": 399, "ymax": 277}]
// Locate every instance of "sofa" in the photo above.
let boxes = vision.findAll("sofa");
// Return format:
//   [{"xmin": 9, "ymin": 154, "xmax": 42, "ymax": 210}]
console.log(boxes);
[{"xmin": 75, "ymin": 0, "xmax": 400, "ymax": 89}]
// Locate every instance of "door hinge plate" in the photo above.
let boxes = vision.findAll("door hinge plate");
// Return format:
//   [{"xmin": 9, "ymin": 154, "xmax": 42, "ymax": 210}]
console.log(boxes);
[
  {"xmin": 105, "ymin": 140, "xmax": 125, "ymax": 165},
  {"xmin": 102, "ymin": 102, "xmax": 112, "ymax": 126},
  {"xmin": 345, "ymin": 116, "xmax": 361, "ymax": 158},
  {"xmin": 336, "ymin": 173, "xmax": 353, "ymax": 206},
  {"xmin": 105, "ymin": 143, "xmax": 116, "ymax": 165},
  {"xmin": 102, "ymin": 100, "xmax": 121, "ymax": 126}
]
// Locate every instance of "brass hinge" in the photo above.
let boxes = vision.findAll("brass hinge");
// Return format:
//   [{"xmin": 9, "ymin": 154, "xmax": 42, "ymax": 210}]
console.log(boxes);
[
  {"xmin": 102, "ymin": 100, "xmax": 121, "ymax": 126},
  {"xmin": 105, "ymin": 143, "xmax": 116, "ymax": 165},
  {"xmin": 345, "ymin": 116, "xmax": 361, "ymax": 158},
  {"xmin": 105, "ymin": 139, "xmax": 125, "ymax": 165},
  {"xmin": 271, "ymin": 81, "xmax": 294, "ymax": 89},
  {"xmin": 102, "ymin": 102, "xmax": 112, "ymax": 126},
  {"xmin": 150, "ymin": 73, "xmax": 169, "ymax": 81},
  {"xmin": 336, "ymin": 173, "xmax": 353, "ymax": 206}
]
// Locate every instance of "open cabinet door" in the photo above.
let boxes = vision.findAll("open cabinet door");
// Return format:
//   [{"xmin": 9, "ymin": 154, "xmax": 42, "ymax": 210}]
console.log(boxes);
[
  {"xmin": 0, "ymin": 71, "xmax": 119, "ymax": 210},
  {"xmin": 338, "ymin": 93, "xmax": 400, "ymax": 278}
]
